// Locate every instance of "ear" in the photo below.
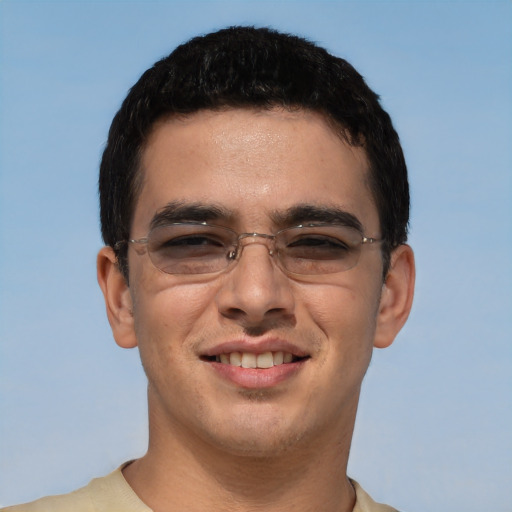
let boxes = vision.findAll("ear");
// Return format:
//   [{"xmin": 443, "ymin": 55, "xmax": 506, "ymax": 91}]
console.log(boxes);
[
  {"xmin": 97, "ymin": 246, "xmax": 138, "ymax": 349},
  {"xmin": 374, "ymin": 244, "xmax": 415, "ymax": 349}
]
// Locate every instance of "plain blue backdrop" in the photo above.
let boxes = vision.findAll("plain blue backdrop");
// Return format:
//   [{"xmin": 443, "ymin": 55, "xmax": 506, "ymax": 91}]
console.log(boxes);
[{"xmin": 1, "ymin": 1, "xmax": 511, "ymax": 510}]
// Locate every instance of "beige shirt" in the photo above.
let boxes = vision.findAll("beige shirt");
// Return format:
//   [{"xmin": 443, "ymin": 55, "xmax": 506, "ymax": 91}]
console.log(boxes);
[{"xmin": 1, "ymin": 466, "xmax": 398, "ymax": 512}]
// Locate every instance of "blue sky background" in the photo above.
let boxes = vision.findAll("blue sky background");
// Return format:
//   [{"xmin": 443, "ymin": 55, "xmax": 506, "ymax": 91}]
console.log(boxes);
[{"xmin": 0, "ymin": 1, "xmax": 511, "ymax": 510}]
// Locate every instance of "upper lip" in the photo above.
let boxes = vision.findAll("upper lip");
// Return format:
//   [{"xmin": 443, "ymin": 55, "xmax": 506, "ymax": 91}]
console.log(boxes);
[{"xmin": 200, "ymin": 337, "xmax": 309, "ymax": 358}]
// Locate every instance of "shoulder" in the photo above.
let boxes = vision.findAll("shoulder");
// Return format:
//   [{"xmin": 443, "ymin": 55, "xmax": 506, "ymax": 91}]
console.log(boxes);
[
  {"xmin": 1, "ymin": 485, "xmax": 93, "ymax": 512},
  {"xmin": 351, "ymin": 479, "xmax": 401, "ymax": 512},
  {"xmin": 1, "ymin": 464, "xmax": 150, "ymax": 512}
]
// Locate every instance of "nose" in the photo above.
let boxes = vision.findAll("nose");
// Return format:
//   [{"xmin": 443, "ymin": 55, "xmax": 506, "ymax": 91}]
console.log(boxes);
[{"xmin": 215, "ymin": 238, "xmax": 296, "ymax": 327}]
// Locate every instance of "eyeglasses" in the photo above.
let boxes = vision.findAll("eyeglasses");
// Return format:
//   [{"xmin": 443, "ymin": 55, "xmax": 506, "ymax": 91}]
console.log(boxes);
[{"xmin": 116, "ymin": 222, "xmax": 381, "ymax": 276}]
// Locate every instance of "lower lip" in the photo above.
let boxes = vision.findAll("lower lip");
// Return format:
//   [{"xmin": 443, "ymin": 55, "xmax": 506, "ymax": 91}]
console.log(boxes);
[{"xmin": 208, "ymin": 360, "xmax": 306, "ymax": 389}]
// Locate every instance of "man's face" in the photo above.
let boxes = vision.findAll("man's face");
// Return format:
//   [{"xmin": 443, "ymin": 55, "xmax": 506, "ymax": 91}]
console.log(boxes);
[{"xmin": 124, "ymin": 108, "xmax": 386, "ymax": 455}]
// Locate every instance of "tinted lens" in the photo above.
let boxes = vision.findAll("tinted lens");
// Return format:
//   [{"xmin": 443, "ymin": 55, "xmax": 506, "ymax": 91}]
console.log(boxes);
[
  {"xmin": 147, "ymin": 224, "xmax": 236, "ymax": 274},
  {"xmin": 277, "ymin": 225, "xmax": 362, "ymax": 274},
  {"xmin": 141, "ymin": 223, "xmax": 367, "ymax": 276}
]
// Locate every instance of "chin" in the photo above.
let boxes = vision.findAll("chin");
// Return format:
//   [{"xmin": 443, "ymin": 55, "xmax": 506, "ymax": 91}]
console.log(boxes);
[
  {"xmin": 208, "ymin": 431, "xmax": 302, "ymax": 459},
  {"xmin": 199, "ymin": 407, "xmax": 313, "ymax": 458}
]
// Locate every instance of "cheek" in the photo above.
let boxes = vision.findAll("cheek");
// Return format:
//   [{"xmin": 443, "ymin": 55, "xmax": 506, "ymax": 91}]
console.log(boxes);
[
  {"xmin": 131, "ymin": 277, "xmax": 218, "ymax": 360},
  {"xmin": 304, "ymin": 281, "xmax": 380, "ymax": 336},
  {"xmin": 131, "ymin": 281, "xmax": 220, "ymax": 409},
  {"xmin": 301, "ymin": 279, "xmax": 382, "ymax": 380}
]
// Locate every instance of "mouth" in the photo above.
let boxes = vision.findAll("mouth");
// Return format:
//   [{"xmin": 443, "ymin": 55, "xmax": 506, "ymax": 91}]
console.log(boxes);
[
  {"xmin": 200, "ymin": 340, "xmax": 310, "ymax": 389},
  {"xmin": 201, "ymin": 351, "xmax": 308, "ymax": 369}
]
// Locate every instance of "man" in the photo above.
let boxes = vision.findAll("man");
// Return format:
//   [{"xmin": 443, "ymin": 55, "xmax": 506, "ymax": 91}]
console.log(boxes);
[{"xmin": 3, "ymin": 26, "xmax": 415, "ymax": 512}]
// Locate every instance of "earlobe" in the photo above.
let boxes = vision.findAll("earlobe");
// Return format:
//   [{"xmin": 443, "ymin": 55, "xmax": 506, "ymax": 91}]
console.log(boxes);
[
  {"xmin": 374, "ymin": 244, "xmax": 415, "ymax": 349},
  {"xmin": 97, "ymin": 246, "xmax": 138, "ymax": 349}
]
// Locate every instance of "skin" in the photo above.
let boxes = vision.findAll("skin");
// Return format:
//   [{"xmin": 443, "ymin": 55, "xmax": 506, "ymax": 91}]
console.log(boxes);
[{"xmin": 97, "ymin": 108, "xmax": 415, "ymax": 512}]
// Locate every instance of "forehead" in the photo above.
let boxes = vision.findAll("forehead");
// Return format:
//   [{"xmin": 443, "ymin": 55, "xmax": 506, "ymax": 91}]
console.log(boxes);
[{"xmin": 134, "ymin": 108, "xmax": 378, "ymax": 232}]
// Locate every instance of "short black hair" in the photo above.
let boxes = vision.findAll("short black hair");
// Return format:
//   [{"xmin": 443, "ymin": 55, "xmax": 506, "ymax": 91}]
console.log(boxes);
[{"xmin": 99, "ymin": 26, "xmax": 409, "ymax": 279}]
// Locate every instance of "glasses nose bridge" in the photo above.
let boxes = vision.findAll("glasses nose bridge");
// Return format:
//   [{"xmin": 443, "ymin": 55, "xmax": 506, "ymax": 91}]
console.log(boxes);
[{"xmin": 232, "ymin": 232, "xmax": 277, "ymax": 260}]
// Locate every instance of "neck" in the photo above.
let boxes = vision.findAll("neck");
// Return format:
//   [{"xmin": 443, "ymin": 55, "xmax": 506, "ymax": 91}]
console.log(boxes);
[{"xmin": 123, "ymin": 397, "xmax": 358, "ymax": 512}]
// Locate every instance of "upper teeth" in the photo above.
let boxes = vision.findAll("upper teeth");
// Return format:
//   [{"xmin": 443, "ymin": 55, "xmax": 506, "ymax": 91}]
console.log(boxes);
[{"xmin": 216, "ymin": 351, "xmax": 294, "ymax": 368}]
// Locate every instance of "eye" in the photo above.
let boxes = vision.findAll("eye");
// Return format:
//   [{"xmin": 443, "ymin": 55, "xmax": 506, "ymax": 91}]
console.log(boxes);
[
  {"xmin": 143, "ymin": 224, "xmax": 237, "ymax": 275},
  {"xmin": 163, "ymin": 235, "xmax": 224, "ymax": 248},
  {"xmin": 285, "ymin": 235, "xmax": 352, "ymax": 260},
  {"xmin": 151, "ymin": 232, "xmax": 228, "ymax": 258},
  {"xmin": 148, "ymin": 224, "xmax": 228, "ymax": 260}
]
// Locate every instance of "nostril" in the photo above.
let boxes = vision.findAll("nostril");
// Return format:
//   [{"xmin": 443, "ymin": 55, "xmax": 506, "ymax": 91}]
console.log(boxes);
[{"xmin": 220, "ymin": 306, "xmax": 248, "ymax": 322}]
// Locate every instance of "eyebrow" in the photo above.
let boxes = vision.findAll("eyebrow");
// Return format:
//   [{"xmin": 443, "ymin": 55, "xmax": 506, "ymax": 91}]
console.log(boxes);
[
  {"xmin": 149, "ymin": 201, "xmax": 363, "ymax": 233},
  {"xmin": 270, "ymin": 205, "xmax": 364, "ymax": 233},
  {"xmin": 149, "ymin": 201, "xmax": 233, "ymax": 230}
]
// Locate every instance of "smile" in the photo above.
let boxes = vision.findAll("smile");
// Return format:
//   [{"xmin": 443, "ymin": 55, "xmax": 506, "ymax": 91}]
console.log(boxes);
[
  {"xmin": 200, "ymin": 340, "xmax": 310, "ymax": 388},
  {"xmin": 212, "ymin": 351, "xmax": 300, "ymax": 368},
  {"xmin": 204, "ymin": 350, "xmax": 309, "ymax": 389}
]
